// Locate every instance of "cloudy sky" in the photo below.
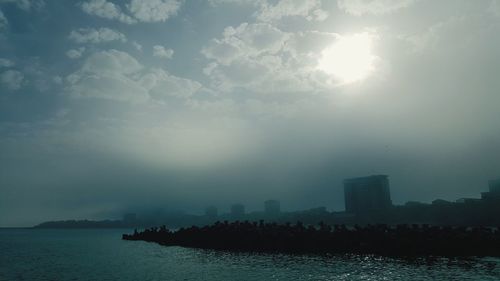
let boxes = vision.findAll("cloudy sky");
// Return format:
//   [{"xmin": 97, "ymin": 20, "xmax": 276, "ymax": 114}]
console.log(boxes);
[{"xmin": 1, "ymin": 0, "xmax": 500, "ymax": 226}]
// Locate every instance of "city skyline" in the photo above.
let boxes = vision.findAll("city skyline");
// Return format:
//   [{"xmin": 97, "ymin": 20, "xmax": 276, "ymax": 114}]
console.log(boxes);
[{"xmin": 35, "ymin": 174, "xmax": 500, "ymax": 228}]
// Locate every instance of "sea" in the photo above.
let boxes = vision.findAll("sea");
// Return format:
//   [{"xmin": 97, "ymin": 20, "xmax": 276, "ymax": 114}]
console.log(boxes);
[{"xmin": 1, "ymin": 228, "xmax": 499, "ymax": 281}]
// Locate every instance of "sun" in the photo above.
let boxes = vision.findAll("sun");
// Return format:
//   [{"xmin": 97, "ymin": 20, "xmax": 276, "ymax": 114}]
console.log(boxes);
[{"xmin": 318, "ymin": 32, "xmax": 378, "ymax": 84}]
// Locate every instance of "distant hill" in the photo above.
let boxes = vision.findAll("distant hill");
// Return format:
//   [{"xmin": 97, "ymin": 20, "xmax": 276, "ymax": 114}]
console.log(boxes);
[{"xmin": 34, "ymin": 219, "xmax": 133, "ymax": 229}]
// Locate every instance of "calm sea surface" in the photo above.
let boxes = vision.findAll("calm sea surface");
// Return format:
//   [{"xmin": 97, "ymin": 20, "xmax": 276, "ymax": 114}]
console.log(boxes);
[{"xmin": 1, "ymin": 228, "xmax": 499, "ymax": 281}]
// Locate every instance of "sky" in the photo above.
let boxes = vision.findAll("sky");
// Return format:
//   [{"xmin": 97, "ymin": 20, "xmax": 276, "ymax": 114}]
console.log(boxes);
[{"xmin": 1, "ymin": 0, "xmax": 500, "ymax": 226}]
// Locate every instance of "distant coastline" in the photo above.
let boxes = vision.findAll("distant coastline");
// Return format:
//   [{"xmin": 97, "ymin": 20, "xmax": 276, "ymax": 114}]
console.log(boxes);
[
  {"xmin": 33, "ymin": 219, "xmax": 135, "ymax": 229},
  {"xmin": 33, "ymin": 199, "xmax": 500, "ymax": 229}
]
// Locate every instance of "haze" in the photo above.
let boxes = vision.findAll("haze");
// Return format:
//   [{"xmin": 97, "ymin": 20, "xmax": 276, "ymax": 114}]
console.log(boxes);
[{"xmin": 1, "ymin": 0, "xmax": 500, "ymax": 226}]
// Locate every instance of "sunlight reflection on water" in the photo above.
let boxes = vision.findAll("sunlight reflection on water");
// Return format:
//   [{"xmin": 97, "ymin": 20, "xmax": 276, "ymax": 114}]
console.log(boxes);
[{"xmin": 0, "ymin": 229, "xmax": 499, "ymax": 281}]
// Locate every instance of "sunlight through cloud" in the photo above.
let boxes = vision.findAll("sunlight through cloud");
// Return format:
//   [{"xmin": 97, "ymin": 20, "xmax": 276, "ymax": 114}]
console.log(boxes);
[{"xmin": 318, "ymin": 32, "xmax": 378, "ymax": 84}]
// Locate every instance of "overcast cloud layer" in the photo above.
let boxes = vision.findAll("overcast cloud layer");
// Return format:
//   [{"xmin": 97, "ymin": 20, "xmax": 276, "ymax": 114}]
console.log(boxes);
[{"xmin": 1, "ymin": 0, "xmax": 500, "ymax": 226}]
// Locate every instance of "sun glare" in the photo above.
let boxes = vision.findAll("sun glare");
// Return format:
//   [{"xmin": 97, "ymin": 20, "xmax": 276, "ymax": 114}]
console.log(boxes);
[{"xmin": 318, "ymin": 32, "xmax": 378, "ymax": 84}]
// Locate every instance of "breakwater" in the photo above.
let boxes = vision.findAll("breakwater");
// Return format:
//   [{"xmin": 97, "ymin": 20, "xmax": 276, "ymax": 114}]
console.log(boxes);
[{"xmin": 123, "ymin": 221, "xmax": 500, "ymax": 257}]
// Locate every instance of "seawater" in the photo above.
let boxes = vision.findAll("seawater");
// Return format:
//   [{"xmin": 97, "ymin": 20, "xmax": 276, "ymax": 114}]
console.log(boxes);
[{"xmin": 1, "ymin": 228, "xmax": 499, "ymax": 281}]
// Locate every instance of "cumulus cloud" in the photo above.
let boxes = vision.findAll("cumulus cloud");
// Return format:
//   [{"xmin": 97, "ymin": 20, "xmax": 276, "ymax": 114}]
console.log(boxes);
[
  {"xmin": 65, "ymin": 49, "xmax": 202, "ymax": 103},
  {"xmin": 132, "ymin": 41, "xmax": 143, "ymax": 51},
  {"xmin": 256, "ymin": 0, "xmax": 328, "ymax": 22},
  {"xmin": 152, "ymin": 45, "xmax": 174, "ymax": 59},
  {"xmin": 65, "ymin": 47, "xmax": 86, "ymax": 59},
  {"xmin": 141, "ymin": 68, "xmax": 201, "ymax": 99},
  {"xmin": 127, "ymin": 0, "xmax": 182, "ymax": 22},
  {"xmin": 78, "ymin": 49, "xmax": 143, "ymax": 76},
  {"xmin": 201, "ymin": 22, "xmax": 290, "ymax": 65},
  {"xmin": 65, "ymin": 49, "xmax": 146, "ymax": 102},
  {"xmin": 69, "ymin": 27, "xmax": 127, "ymax": 44},
  {"xmin": 1, "ymin": 70, "xmax": 24, "ymax": 90},
  {"xmin": 0, "ymin": 0, "xmax": 45, "ymax": 11},
  {"xmin": 201, "ymin": 22, "xmax": 292, "ymax": 91},
  {"xmin": 80, "ymin": 0, "xmax": 182, "ymax": 24},
  {"xmin": 0, "ymin": 58, "xmax": 14, "ymax": 67},
  {"xmin": 201, "ymin": 22, "xmax": 333, "ymax": 93},
  {"xmin": 337, "ymin": 0, "xmax": 418, "ymax": 16},
  {"xmin": 208, "ymin": 0, "xmax": 259, "ymax": 5},
  {"xmin": 208, "ymin": 0, "xmax": 327, "ymax": 22},
  {"xmin": 0, "ymin": 9, "xmax": 7, "ymax": 30},
  {"xmin": 52, "ymin": 76, "xmax": 63, "ymax": 85},
  {"xmin": 80, "ymin": 0, "xmax": 137, "ymax": 24}
]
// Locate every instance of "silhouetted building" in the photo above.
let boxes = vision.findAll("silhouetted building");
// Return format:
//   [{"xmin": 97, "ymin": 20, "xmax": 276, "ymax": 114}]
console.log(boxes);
[
  {"xmin": 343, "ymin": 175, "xmax": 392, "ymax": 214},
  {"xmin": 230, "ymin": 204, "xmax": 245, "ymax": 219},
  {"xmin": 404, "ymin": 201, "xmax": 427, "ymax": 207},
  {"xmin": 264, "ymin": 200, "xmax": 280, "ymax": 216},
  {"xmin": 489, "ymin": 179, "xmax": 500, "ymax": 192},
  {"xmin": 205, "ymin": 206, "xmax": 218, "ymax": 219},
  {"xmin": 123, "ymin": 213, "xmax": 137, "ymax": 222},
  {"xmin": 481, "ymin": 178, "xmax": 500, "ymax": 201},
  {"xmin": 432, "ymin": 199, "xmax": 453, "ymax": 206},
  {"xmin": 308, "ymin": 206, "xmax": 327, "ymax": 214},
  {"xmin": 455, "ymin": 198, "xmax": 481, "ymax": 204}
]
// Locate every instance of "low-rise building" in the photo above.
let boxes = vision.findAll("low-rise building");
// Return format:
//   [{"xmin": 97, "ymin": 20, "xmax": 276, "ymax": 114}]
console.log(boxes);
[{"xmin": 264, "ymin": 200, "xmax": 281, "ymax": 216}]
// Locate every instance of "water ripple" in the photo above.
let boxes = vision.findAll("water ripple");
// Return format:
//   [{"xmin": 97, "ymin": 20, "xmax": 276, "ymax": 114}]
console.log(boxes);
[{"xmin": 0, "ymin": 229, "xmax": 499, "ymax": 281}]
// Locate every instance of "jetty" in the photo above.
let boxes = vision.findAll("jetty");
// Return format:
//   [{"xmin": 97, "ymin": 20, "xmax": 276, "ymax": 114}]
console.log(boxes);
[{"xmin": 123, "ymin": 221, "xmax": 500, "ymax": 257}]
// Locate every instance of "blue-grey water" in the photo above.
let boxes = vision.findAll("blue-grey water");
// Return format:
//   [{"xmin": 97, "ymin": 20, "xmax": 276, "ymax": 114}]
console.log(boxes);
[{"xmin": 1, "ymin": 228, "xmax": 499, "ymax": 281}]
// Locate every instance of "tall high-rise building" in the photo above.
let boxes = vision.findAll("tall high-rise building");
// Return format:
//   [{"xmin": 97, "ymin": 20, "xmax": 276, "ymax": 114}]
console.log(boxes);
[
  {"xmin": 489, "ymin": 179, "xmax": 500, "ymax": 193},
  {"xmin": 230, "ymin": 204, "xmax": 245, "ymax": 219},
  {"xmin": 264, "ymin": 200, "xmax": 281, "ymax": 216},
  {"xmin": 481, "ymin": 178, "xmax": 500, "ymax": 201},
  {"xmin": 343, "ymin": 175, "xmax": 392, "ymax": 214}
]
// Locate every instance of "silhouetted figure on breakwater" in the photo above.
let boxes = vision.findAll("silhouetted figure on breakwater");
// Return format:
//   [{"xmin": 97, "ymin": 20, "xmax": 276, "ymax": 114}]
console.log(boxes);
[{"xmin": 122, "ymin": 221, "xmax": 500, "ymax": 257}]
